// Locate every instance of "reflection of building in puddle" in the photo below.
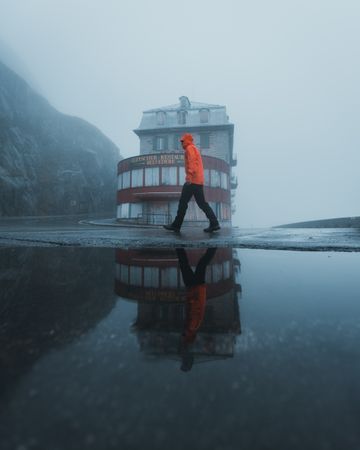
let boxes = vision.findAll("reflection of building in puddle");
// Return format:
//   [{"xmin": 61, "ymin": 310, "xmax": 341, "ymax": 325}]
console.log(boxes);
[{"xmin": 115, "ymin": 248, "xmax": 242, "ymax": 369}]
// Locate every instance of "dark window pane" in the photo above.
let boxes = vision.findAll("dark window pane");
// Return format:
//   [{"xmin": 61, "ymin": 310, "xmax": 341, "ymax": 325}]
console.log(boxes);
[
  {"xmin": 177, "ymin": 110, "xmax": 187, "ymax": 124},
  {"xmin": 200, "ymin": 133, "xmax": 210, "ymax": 149},
  {"xmin": 174, "ymin": 134, "xmax": 182, "ymax": 150},
  {"xmin": 200, "ymin": 109, "xmax": 209, "ymax": 123},
  {"xmin": 156, "ymin": 111, "xmax": 166, "ymax": 125},
  {"xmin": 155, "ymin": 136, "xmax": 168, "ymax": 151}
]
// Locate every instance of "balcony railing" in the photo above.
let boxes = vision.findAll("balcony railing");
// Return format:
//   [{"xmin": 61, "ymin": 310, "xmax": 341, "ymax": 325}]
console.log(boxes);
[{"xmin": 137, "ymin": 213, "xmax": 173, "ymax": 225}]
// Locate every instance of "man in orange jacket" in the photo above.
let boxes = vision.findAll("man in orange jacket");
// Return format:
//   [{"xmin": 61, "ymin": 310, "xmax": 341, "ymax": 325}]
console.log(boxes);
[{"xmin": 163, "ymin": 133, "xmax": 220, "ymax": 233}]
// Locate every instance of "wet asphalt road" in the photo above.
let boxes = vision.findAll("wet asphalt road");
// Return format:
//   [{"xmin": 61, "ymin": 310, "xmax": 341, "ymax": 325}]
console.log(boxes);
[{"xmin": 0, "ymin": 215, "xmax": 359, "ymax": 250}]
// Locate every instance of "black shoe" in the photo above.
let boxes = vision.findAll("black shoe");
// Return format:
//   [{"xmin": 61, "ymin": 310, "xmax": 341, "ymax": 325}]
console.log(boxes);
[
  {"xmin": 163, "ymin": 224, "xmax": 180, "ymax": 232},
  {"xmin": 203, "ymin": 224, "xmax": 221, "ymax": 233}
]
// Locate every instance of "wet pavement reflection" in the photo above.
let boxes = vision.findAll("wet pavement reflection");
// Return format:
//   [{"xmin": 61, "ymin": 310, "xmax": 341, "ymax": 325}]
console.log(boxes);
[
  {"xmin": 115, "ymin": 247, "xmax": 241, "ymax": 370},
  {"xmin": 1, "ymin": 247, "xmax": 360, "ymax": 450}
]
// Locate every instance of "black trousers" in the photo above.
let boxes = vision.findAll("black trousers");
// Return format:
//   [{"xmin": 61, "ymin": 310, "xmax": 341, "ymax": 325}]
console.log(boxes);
[
  {"xmin": 172, "ymin": 183, "xmax": 219, "ymax": 229},
  {"xmin": 176, "ymin": 247, "xmax": 217, "ymax": 287}
]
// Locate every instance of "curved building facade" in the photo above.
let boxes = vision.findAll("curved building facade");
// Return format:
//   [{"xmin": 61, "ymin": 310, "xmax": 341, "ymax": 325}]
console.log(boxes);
[
  {"xmin": 114, "ymin": 247, "xmax": 241, "ymax": 303},
  {"xmin": 117, "ymin": 153, "xmax": 231, "ymax": 225}
]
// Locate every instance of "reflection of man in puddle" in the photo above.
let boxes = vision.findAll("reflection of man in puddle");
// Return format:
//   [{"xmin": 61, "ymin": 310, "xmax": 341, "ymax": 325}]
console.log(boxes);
[{"xmin": 176, "ymin": 247, "xmax": 217, "ymax": 372}]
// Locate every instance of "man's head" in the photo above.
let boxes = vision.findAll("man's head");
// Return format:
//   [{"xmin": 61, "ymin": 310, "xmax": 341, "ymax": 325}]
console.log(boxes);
[{"xmin": 180, "ymin": 133, "xmax": 193, "ymax": 150}]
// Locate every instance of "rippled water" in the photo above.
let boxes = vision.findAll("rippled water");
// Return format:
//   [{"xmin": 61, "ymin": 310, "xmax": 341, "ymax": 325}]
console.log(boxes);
[{"xmin": 0, "ymin": 247, "xmax": 359, "ymax": 450}]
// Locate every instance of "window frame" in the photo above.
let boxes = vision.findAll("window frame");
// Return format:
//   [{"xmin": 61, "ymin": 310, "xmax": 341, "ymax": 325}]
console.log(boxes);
[
  {"xmin": 156, "ymin": 111, "xmax": 166, "ymax": 126},
  {"xmin": 199, "ymin": 108, "xmax": 210, "ymax": 123},
  {"xmin": 177, "ymin": 110, "xmax": 187, "ymax": 125},
  {"xmin": 145, "ymin": 167, "xmax": 160, "ymax": 186},
  {"xmin": 200, "ymin": 133, "xmax": 210, "ymax": 149},
  {"xmin": 122, "ymin": 171, "xmax": 131, "ymax": 189},
  {"xmin": 210, "ymin": 169, "xmax": 220, "ymax": 188},
  {"xmin": 161, "ymin": 166, "xmax": 177, "ymax": 185},
  {"xmin": 154, "ymin": 135, "xmax": 168, "ymax": 151},
  {"xmin": 131, "ymin": 168, "xmax": 144, "ymax": 188},
  {"xmin": 220, "ymin": 172, "xmax": 229, "ymax": 190}
]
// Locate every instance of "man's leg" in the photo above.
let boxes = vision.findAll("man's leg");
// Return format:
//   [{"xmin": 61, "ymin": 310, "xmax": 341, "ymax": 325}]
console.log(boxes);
[
  {"xmin": 194, "ymin": 247, "xmax": 217, "ymax": 284},
  {"xmin": 171, "ymin": 183, "xmax": 194, "ymax": 230},
  {"xmin": 176, "ymin": 248, "xmax": 196, "ymax": 287},
  {"xmin": 193, "ymin": 185, "xmax": 220, "ymax": 229}
]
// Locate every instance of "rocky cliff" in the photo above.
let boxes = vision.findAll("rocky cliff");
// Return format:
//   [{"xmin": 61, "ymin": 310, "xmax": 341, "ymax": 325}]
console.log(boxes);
[{"xmin": 0, "ymin": 60, "xmax": 120, "ymax": 216}]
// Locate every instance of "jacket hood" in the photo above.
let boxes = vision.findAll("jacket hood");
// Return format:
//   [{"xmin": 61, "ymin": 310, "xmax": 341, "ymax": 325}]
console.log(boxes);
[{"xmin": 180, "ymin": 133, "xmax": 194, "ymax": 147}]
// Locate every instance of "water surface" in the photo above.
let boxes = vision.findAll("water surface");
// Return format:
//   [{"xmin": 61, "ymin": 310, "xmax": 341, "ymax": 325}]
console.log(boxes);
[{"xmin": 0, "ymin": 247, "xmax": 359, "ymax": 450}]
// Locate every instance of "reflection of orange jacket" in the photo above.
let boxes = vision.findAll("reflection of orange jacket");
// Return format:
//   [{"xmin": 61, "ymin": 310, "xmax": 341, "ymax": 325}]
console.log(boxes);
[
  {"xmin": 184, "ymin": 284, "xmax": 206, "ymax": 343},
  {"xmin": 181, "ymin": 134, "xmax": 205, "ymax": 185}
]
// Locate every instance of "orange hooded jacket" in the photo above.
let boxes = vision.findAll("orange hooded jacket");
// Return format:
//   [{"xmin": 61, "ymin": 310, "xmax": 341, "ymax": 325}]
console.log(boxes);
[
  {"xmin": 181, "ymin": 133, "xmax": 205, "ymax": 185},
  {"xmin": 183, "ymin": 285, "xmax": 207, "ymax": 344}
]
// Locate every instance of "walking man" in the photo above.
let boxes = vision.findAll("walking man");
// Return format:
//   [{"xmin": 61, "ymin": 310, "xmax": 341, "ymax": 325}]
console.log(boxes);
[{"xmin": 163, "ymin": 133, "xmax": 220, "ymax": 233}]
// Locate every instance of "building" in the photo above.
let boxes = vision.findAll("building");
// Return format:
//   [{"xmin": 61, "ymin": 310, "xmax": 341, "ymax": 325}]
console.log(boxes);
[
  {"xmin": 117, "ymin": 96, "xmax": 237, "ymax": 225},
  {"xmin": 114, "ymin": 247, "xmax": 242, "ymax": 366}
]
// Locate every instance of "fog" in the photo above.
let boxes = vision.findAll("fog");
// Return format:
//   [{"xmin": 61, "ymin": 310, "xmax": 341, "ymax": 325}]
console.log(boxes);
[{"xmin": 0, "ymin": 0, "xmax": 359, "ymax": 227}]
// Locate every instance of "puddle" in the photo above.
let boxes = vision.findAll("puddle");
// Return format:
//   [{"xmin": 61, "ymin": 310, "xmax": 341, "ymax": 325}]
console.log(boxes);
[{"xmin": 0, "ymin": 247, "xmax": 360, "ymax": 450}]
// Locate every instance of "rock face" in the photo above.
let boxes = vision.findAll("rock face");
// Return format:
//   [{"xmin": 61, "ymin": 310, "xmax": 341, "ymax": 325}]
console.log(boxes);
[{"xmin": 0, "ymin": 60, "xmax": 120, "ymax": 216}]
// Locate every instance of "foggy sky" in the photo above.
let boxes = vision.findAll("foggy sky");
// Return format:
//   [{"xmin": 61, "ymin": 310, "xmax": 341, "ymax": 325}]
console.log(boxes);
[{"xmin": 0, "ymin": 0, "xmax": 359, "ymax": 227}]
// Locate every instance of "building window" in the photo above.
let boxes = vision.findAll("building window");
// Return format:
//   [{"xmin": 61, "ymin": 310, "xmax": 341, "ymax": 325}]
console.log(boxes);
[
  {"xmin": 169, "ymin": 201, "xmax": 178, "ymax": 222},
  {"xmin": 117, "ymin": 173, "xmax": 123, "ymax": 189},
  {"xmin": 210, "ymin": 170, "xmax": 220, "ymax": 187},
  {"xmin": 174, "ymin": 134, "xmax": 182, "ymax": 150},
  {"xmin": 216, "ymin": 202, "xmax": 221, "ymax": 218},
  {"xmin": 177, "ymin": 110, "xmax": 187, "ymax": 125},
  {"xmin": 156, "ymin": 111, "xmax": 166, "ymax": 125},
  {"xmin": 199, "ymin": 108, "xmax": 209, "ymax": 123},
  {"xmin": 131, "ymin": 169, "xmax": 143, "ymax": 187},
  {"xmin": 161, "ymin": 166, "xmax": 177, "ymax": 185},
  {"xmin": 154, "ymin": 135, "xmax": 168, "ymax": 151},
  {"xmin": 221, "ymin": 172, "xmax": 228, "ymax": 190},
  {"xmin": 220, "ymin": 203, "xmax": 231, "ymax": 220},
  {"xmin": 144, "ymin": 267, "xmax": 159, "ymax": 288},
  {"xmin": 130, "ymin": 202, "xmax": 142, "ymax": 219},
  {"xmin": 161, "ymin": 267, "xmax": 178, "ymax": 288},
  {"xmin": 209, "ymin": 201, "xmax": 220, "ymax": 220},
  {"xmin": 130, "ymin": 266, "xmax": 142, "ymax": 286},
  {"xmin": 120, "ymin": 264, "xmax": 129, "ymax": 283},
  {"xmin": 212, "ymin": 263, "xmax": 223, "ymax": 283},
  {"xmin": 178, "ymin": 167, "xmax": 185, "ymax": 185},
  {"xmin": 118, "ymin": 203, "xmax": 130, "ymax": 219},
  {"xmin": 200, "ymin": 133, "xmax": 210, "ymax": 149},
  {"xmin": 122, "ymin": 171, "xmax": 131, "ymax": 189},
  {"xmin": 223, "ymin": 261, "xmax": 231, "ymax": 279},
  {"xmin": 145, "ymin": 167, "xmax": 159, "ymax": 186},
  {"xmin": 204, "ymin": 169, "xmax": 210, "ymax": 186}
]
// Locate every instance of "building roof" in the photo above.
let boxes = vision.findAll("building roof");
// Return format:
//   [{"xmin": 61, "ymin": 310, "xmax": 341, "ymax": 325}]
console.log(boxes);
[
  {"xmin": 136, "ymin": 96, "xmax": 231, "ymax": 131},
  {"xmin": 144, "ymin": 100, "xmax": 224, "ymax": 113}
]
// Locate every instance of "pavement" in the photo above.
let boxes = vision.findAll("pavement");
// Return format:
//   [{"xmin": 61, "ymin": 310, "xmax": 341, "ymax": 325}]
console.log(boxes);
[{"xmin": 0, "ymin": 216, "xmax": 359, "ymax": 251}]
